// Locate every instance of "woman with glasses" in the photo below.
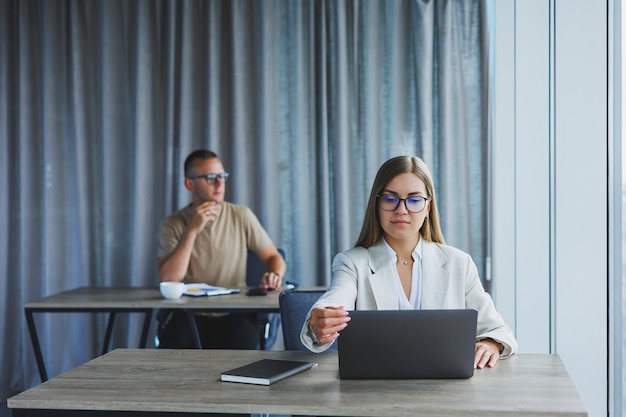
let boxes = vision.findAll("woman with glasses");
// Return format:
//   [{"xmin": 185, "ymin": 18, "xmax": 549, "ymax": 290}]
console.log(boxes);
[{"xmin": 300, "ymin": 155, "xmax": 517, "ymax": 368}]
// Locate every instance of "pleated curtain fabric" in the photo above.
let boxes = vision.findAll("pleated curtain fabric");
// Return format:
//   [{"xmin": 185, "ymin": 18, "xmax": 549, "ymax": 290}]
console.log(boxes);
[{"xmin": 0, "ymin": 0, "xmax": 490, "ymax": 398}]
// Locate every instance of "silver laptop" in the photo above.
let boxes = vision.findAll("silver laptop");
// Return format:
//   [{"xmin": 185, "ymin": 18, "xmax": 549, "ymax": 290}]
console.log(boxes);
[{"xmin": 337, "ymin": 309, "xmax": 477, "ymax": 379}]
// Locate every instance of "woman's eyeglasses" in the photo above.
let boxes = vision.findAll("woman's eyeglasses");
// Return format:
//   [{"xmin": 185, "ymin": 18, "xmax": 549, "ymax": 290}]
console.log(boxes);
[{"xmin": 377, "ymin": 194, "xmax": 429, "ymax": 213}]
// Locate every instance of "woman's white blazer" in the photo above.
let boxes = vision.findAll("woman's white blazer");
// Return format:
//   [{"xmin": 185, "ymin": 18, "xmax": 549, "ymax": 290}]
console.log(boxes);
[{"xmin": 300, "ymin": 239, "xmax": 518, "ymax": 356}]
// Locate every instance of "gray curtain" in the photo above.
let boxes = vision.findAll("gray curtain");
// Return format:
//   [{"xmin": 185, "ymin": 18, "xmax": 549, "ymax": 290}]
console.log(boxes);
[{"xmin": 0, "ymin": 0, "xmax": 489, "ymax": 400}]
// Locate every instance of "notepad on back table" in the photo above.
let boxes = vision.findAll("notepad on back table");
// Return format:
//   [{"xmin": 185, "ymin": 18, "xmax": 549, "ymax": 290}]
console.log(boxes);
[
  {"xmin": 338, "ymin": 309, "xmax": 477, "ymax": 379},
  {"xmin": 220, "ymin": 359, "xmax": 317, "ymax": 386},
  {"xmin": 183, "ymin": 283, "xmax": 240, "ymax": 297}
]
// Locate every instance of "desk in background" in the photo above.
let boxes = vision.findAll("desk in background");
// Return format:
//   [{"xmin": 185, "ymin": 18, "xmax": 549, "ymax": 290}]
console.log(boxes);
[
  {"xmin": 8, "ymin": 349, "xmax": 587, "ymax": 417},
  {"xmin": 24, "ymin": 286, "xmax": 293, "ymax": 382}
]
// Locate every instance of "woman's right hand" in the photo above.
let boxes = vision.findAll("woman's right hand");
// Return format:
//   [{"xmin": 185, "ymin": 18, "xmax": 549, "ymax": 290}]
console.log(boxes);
[{"xmin": 309, "ymin": 306, "xmax": 351, "ymax": 345}]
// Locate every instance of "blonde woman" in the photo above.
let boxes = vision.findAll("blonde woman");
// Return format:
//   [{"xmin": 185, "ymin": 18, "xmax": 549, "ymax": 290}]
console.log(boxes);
[{"xmin": 301, "ymin": 156, "xmax": 517, "ymax": 369}]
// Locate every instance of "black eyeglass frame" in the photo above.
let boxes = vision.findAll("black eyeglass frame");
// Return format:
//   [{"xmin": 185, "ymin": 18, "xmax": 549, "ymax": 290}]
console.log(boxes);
[
  {"xmin": 376, "ymin": 193, "xmax": 430, "ymax": 213},
  {"xmin": 187, "ymin": 172, "xmax": 230, "ymax": 184}
]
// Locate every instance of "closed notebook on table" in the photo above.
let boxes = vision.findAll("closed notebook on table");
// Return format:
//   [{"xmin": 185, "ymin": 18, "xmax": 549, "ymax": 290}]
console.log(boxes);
[{"xmin": 220, "ymin": 359, "xmax": 317, "ymax": 386}]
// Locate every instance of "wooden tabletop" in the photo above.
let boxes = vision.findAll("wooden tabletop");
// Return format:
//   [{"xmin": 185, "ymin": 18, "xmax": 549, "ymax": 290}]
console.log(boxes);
[
  {"xmin": 24, "ymin": 286, "xmax": 306, "ymax": 312},
  {"xmin": 8, "ymin": 349, "xmax": 587, "ymax": 417}
]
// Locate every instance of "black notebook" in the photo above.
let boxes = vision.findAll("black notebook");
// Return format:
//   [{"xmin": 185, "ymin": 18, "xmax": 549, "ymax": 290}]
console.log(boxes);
[{"xmin": 220, "ymin": 359, "xmax": 317, "ymax": 386}]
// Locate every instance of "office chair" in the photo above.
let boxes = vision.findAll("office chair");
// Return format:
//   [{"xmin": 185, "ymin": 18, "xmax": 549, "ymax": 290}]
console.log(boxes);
[
  {"xmin": 246, "ymin": 248, "xmax": 286, "ymax": 350},
  {"xmin": 279, "ymin": 290, "xmax": 337, "ymax": 351}
]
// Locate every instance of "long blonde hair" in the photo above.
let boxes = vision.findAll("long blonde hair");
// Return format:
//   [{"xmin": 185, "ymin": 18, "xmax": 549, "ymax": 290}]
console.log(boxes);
[{"xmin": 355, "ymin": 156, "xmax": 445, "ymax": 248}]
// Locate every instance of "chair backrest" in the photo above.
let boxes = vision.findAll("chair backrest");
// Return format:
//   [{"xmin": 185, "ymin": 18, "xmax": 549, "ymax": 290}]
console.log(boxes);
[
  {"xmin": 279, "ymin": 290, "xmax": 337, "ymax": 351},
  {"xmin": 246, "ymin": 248, "xmax": 286, "ymax": 286},
  {"xmin": 246, "ymin": 248, "xmax": 285, "ymax": 350}
]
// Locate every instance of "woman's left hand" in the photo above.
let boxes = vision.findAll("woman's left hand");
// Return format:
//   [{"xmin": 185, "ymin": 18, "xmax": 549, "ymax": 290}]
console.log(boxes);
[{"xmin": 474, "ymin": 339, "xmax": 502, "ymax": 369}]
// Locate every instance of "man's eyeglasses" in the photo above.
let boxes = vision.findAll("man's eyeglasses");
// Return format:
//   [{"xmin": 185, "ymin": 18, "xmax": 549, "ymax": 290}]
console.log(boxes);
[
  {"xmin": 377, "ymin": 194, "xmax": 429, "ymax": 213},
  {"xmin": 188, "ymin": 172, "xmax": 230, "ymax": 184}
]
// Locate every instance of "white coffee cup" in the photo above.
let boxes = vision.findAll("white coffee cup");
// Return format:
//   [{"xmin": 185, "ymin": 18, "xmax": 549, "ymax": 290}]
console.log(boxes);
[{"xmin": 159, "ymin": 282, "xmax": 186, "ymax": 299}]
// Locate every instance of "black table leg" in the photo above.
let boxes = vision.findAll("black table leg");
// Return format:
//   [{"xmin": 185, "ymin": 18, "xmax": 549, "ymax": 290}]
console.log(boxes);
[
  {"xmin": 186, "ymin": 310, "xmax": 202, "ymax": 348},
  {"xmin": 25, "ymin": 309, "xmax": 48, "ymax": 382},
  {"xmin": 139, "ymin": 309, "xmax": 152, "ymax": 348},
  {"xmin": 102, "ymin": 313, "xmax": 117, "ymax": 355}
]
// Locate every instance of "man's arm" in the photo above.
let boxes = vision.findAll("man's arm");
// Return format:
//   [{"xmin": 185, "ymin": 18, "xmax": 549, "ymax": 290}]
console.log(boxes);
[
  {"xmin": 256, "ymin": 244, "xmax": 287, "ymax": 289},
  {"xmin": 158, "ymin": 202, "xmax": 221, "ymax": 282},
  {"xmin": 157, "ymin": 227, "xmax": 200, "ymax": 282}
]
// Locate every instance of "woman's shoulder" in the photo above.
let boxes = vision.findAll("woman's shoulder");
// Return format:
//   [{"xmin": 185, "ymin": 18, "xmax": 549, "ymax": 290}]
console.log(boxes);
[
  {"xmin": 423, "ymin": 240, "xmax": 472, "ymax": 261},
  {"xmin": 331, "ymin": 245, "xmax": 369, "ymax": 265},
  {"xmin": 338, "ymin": 245, "xmax": 371, "ymax": 258}
]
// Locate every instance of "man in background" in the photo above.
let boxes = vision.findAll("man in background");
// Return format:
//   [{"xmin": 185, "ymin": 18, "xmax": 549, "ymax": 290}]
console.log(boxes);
[{"xmin": 157, "ymin": 149, "xmax": 286, "ymax": 349}]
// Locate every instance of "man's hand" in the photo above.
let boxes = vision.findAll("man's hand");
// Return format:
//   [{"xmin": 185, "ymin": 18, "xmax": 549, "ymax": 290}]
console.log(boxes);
[
  {"xmin": 259, "ymin": 272, "xmax": 282, "ymax": 290},
  {"xmin": 190, "ymin": 201, "xmax": 222, "ymax": 233},
  {"xmin": 255, "ymin": 246, "xmax": 287, "ymax": 290}
]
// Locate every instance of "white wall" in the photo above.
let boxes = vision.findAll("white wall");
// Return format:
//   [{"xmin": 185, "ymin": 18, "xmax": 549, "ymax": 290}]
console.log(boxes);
[{"xmin": 492, "ymin": 1, "xmax": 609, "ymax": 416}]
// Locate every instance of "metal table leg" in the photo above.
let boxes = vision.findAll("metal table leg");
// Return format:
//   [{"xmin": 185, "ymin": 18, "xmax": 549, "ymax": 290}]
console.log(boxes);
[
  {"xmin": 25, "ymin": 309, "xmax": 48, "ymax": 382},
  {"xmin": 139, "ymin": 309, "xmax": 152, "ymax": 348},
  {"xmin": 186, "ymin": 310, "xmax": 202, "ymax": 348},
  {"xmin": 102, "ymin": 313, "xmax": 117, "ymax": 355}
]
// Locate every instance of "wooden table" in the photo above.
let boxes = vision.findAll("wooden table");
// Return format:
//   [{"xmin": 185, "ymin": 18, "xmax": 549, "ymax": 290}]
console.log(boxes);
[
  {"xmin": 24, "ymin": 286, "xmax": 295, "ymax": 382},
  {"xmin": 7, "ymin": 349, "xmax": 587, "ymax": 417}
]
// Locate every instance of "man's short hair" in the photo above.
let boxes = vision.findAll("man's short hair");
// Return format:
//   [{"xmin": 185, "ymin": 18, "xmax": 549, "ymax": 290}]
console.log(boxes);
[{"xmin": 184, "ymin": 150, "xmax": 218, "ymax": 178}]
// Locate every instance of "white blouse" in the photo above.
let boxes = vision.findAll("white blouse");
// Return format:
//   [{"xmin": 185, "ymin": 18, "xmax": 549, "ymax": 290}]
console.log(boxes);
[{"xmin": 383, "ymin": 238, "xmax": 423, "ymax": 310}]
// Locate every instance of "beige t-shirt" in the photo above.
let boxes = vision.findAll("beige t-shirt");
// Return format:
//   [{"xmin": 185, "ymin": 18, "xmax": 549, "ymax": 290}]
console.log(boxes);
[{"xmin": 158, "ymin": 202, "xmax": 273, "ymax": 288}]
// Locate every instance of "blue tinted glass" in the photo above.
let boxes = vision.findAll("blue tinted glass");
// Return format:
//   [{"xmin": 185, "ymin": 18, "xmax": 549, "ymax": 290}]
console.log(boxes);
[
  {"xmin": 406, "ymin": 197, "xmax": 425, "ymax": 211},
  {"xmin": 381, "ymin": 195, "xmax": 399, "ymax": 204},
  {"xmin": 407, "ymin": 196, "xmax": 424, "ymax": 205}
]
